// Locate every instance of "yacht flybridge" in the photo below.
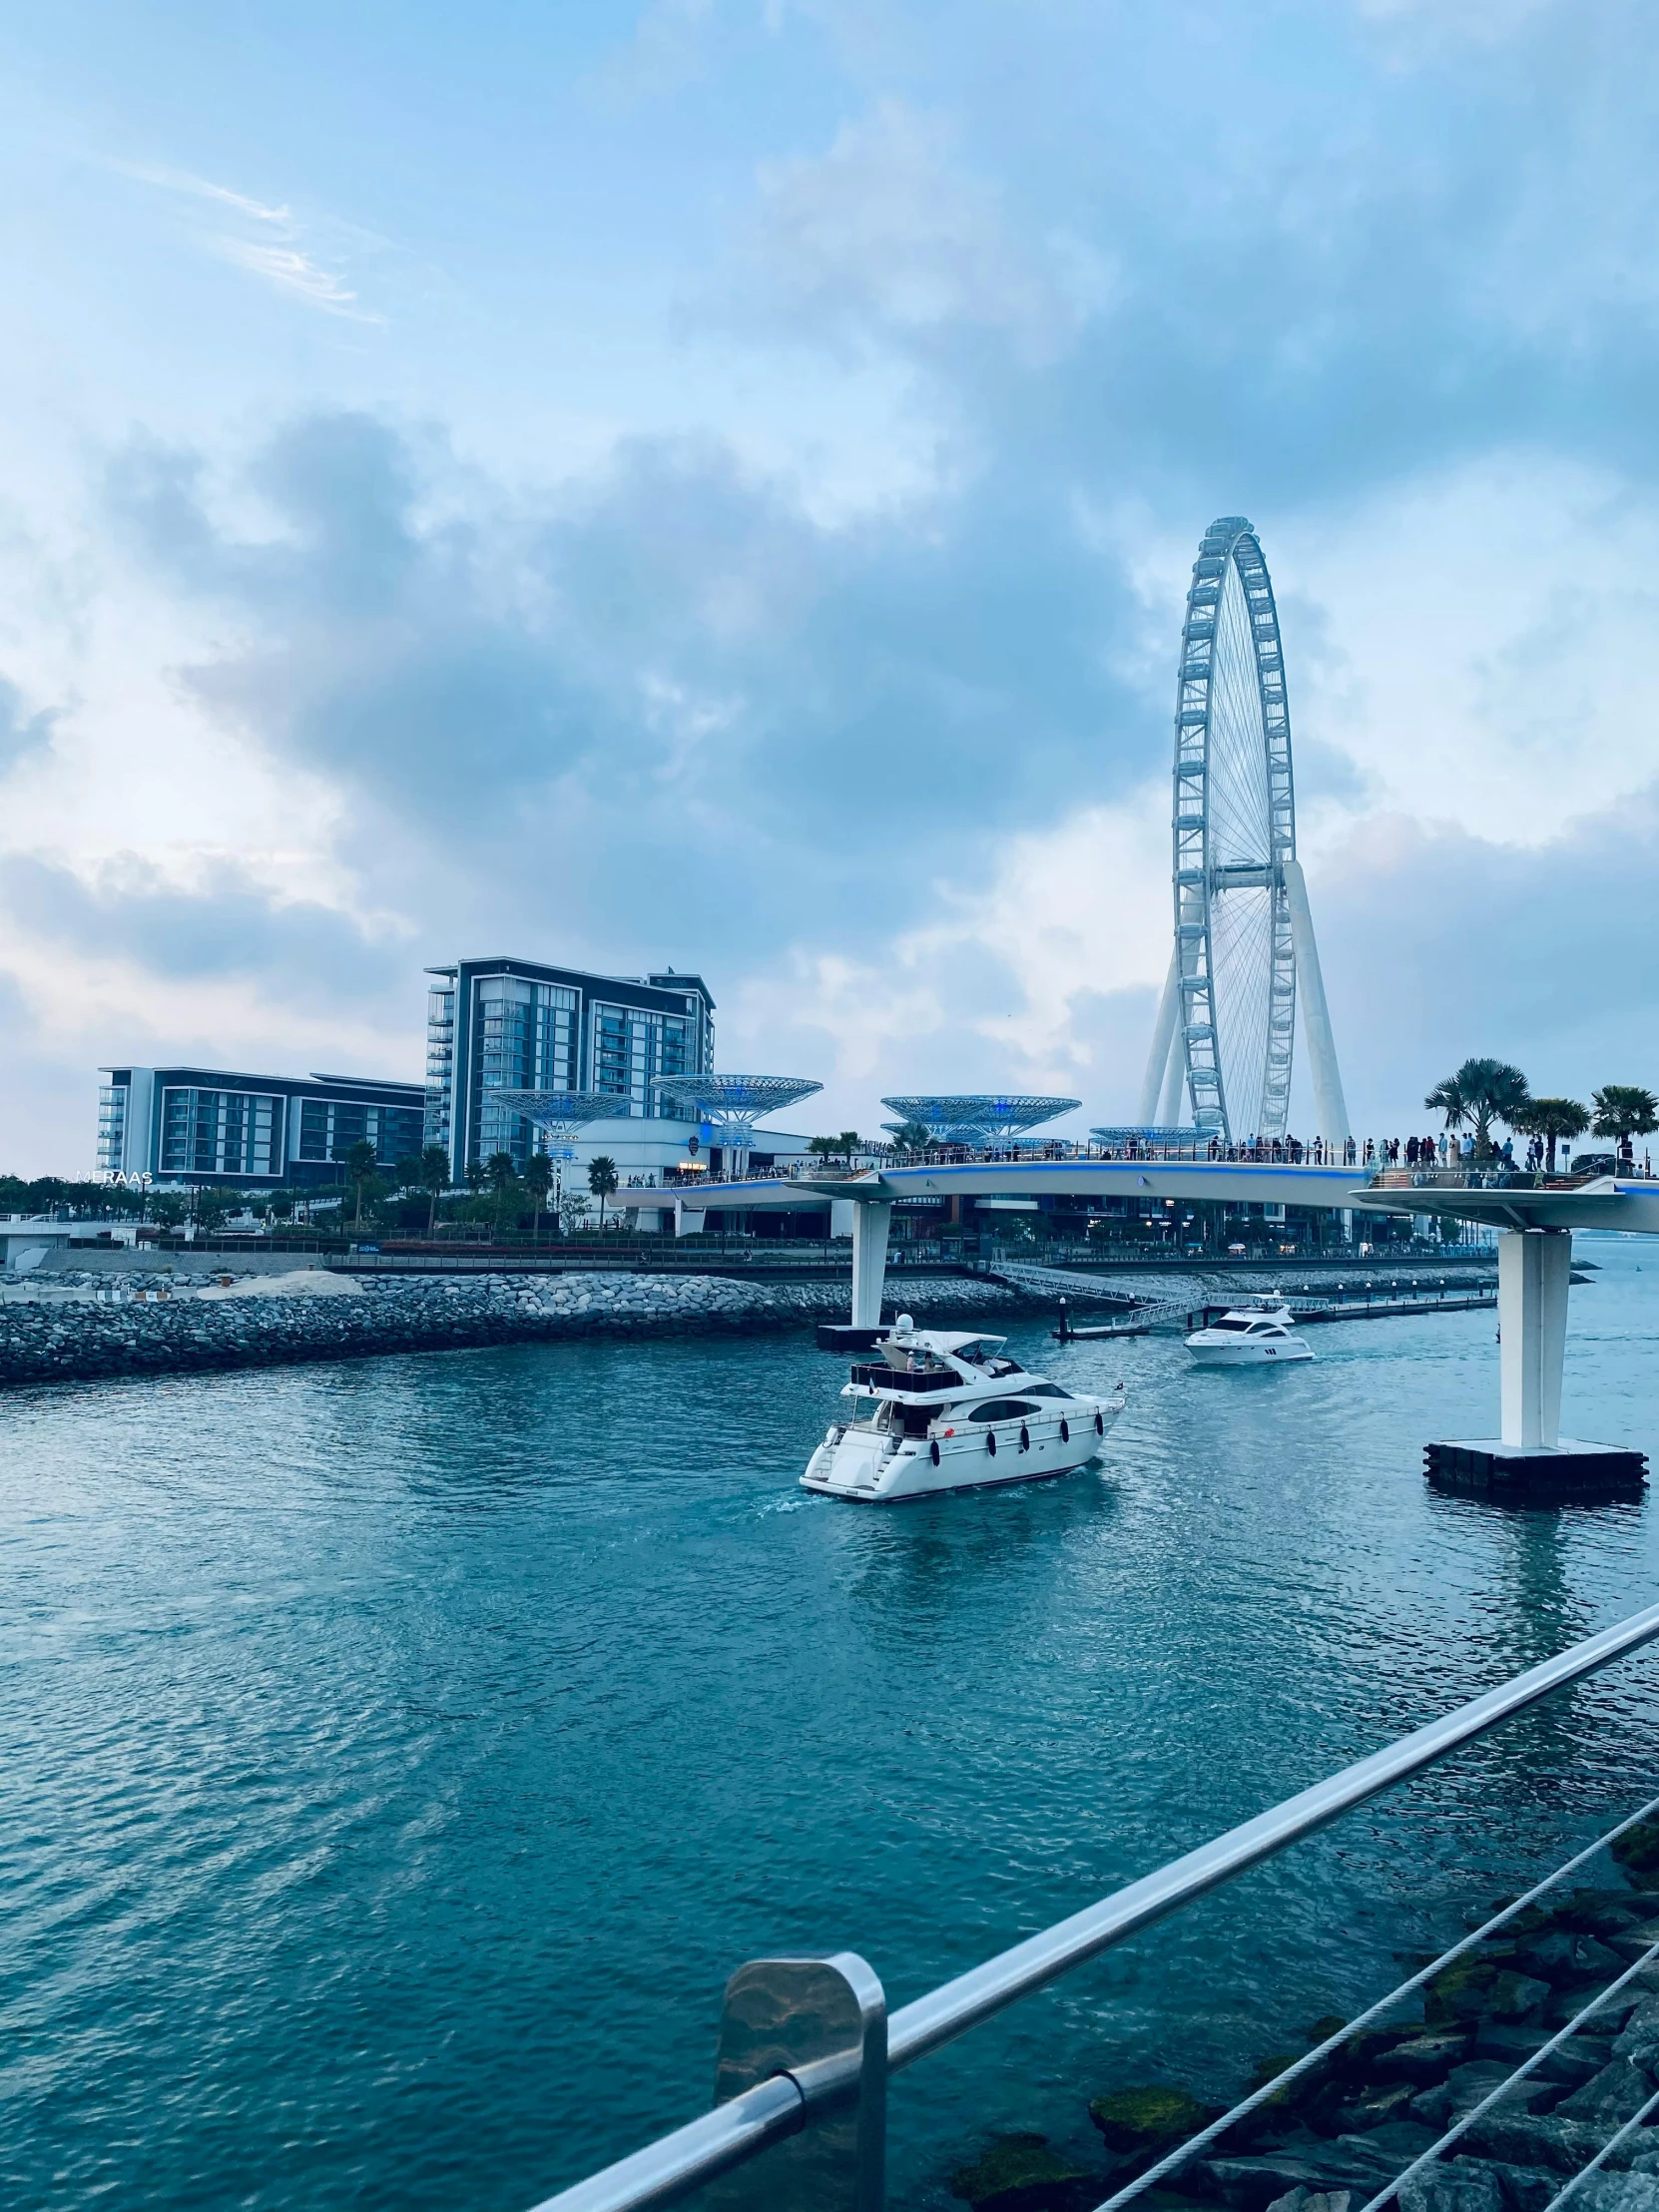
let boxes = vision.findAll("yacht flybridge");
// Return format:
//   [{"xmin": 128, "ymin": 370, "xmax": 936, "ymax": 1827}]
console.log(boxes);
[{"xmin": 802, "ymin": 1318, "xmax": 1123, "ymax": 1503}]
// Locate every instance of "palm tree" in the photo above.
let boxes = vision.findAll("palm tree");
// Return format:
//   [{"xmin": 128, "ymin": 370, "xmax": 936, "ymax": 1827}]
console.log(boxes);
[
  {"xmin": 587, "ymin": 1154, "xmax": 619, "ymax": 1231},
  {"xmin": 339, "ymin": 1138, "xmax": 378, "ymax": 1230},
  {"xmin": 1591, "ymin": 1085, "xmax": 1659, "ymax": 1164},
  {"xmin": 1423, "ymin": 1058, "xmax": 1530, "ymax": 1158},
  {"xmin": 418, "ymin": 1144, "xmax": 451, "ymax": 1237},
  {"xmin": 523, "ymin": 1152, "xmax": 554, "ymax": 1242},
  {"xmin": 888, "ymin": 1120, "xmax": 932, "ymax": 1157},
  {"xmin": 1511, "ymin": 1098, "xmax": 1589, "ymax": 1176},
  {"xmin": 483, "ymin": 1151, "xmax": 517, "ymax": 1240}
]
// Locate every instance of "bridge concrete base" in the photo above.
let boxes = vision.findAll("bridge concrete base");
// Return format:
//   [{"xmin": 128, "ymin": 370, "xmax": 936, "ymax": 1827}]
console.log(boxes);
[{"xmin": 1425, "ymin": 1436, "xmax": 1647, "ymax": 1498}]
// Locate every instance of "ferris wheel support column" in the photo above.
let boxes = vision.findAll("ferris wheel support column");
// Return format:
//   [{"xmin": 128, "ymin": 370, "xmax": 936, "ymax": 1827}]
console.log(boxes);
[
  {"xmin": 1282, "ymin": 859, "xmax": 1351, "ymax": 1146},
  {"xmin": 1158, "ymin": 1021, "xmax": 1187, "ymax": 1128},
  {"xmin": 1138, "ymin": 947, "xmax": 1182, "ymax": 1126}
]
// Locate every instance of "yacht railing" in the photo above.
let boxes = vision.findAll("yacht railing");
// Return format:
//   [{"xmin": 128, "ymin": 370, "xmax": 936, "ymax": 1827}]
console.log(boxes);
[{"xmin": 526, "ymin": 1602, "xmax": 1659, "ymax": 2212}]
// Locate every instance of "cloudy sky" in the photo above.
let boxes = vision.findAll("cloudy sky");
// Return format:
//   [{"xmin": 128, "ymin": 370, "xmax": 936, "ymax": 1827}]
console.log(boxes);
[{"xmin": 0, "ymin": 0, "xmax": 1654, "ymax": 1168}]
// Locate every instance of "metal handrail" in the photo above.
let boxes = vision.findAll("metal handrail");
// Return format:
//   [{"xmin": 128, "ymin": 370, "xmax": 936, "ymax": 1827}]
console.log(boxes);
[{"xmin": 529, "ymin": 1601, "xmax": 1659, "ymax": 2212}]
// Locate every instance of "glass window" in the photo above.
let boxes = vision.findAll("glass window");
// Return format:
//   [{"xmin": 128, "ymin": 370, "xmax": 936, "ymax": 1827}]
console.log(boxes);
[{"xmin": 967, "ymin": 1398, "xmax": 1039, "ymax": 1422}]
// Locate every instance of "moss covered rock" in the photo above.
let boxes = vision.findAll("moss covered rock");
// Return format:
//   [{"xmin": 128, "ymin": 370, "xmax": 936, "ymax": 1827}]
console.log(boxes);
[
  {"xmin": 1611, "ymin": 1820, "xmax": 1659, "ymax": 1886},
  {"xmin": 1424, "ymin": 1959, "xmax": 1550, "ymax": 2026},
  {"xmin": 949, "ymin": 2132, "xmax": 1097, "ymax": 2211},
  {"xmin": 1089, "ymin": 2083, "xmax": 1215, "ymax": 2158}
]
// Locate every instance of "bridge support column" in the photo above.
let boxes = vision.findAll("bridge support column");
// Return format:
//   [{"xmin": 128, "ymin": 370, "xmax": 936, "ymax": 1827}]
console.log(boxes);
[
  {"xmin": 1499, "ymin": 1228, "xmax": 1569, "ymax": 1450},
  {"xmin": 1425, "ymin": 1227, "xmax": 1647, "ymax": 1496},
  {"xmin": 850, "ymin": 1202, "xmax": 891, "ymax": 1330}
]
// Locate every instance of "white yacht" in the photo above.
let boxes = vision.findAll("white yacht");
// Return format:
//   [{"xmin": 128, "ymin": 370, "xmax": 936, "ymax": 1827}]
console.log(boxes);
[
  {"xmin": 1184, "ymin": 1298, "xmax": 1313, "ymax": 1366},
  {"xmin": 802, "ymin": 1317, "xmax": 1123, "ymax": 1504}
]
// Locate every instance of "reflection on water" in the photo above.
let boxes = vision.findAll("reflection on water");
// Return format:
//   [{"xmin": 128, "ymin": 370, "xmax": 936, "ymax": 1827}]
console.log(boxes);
[{"xmin": 3, "ymin": 1238, "xmax": 1659, "ymax": 2211}]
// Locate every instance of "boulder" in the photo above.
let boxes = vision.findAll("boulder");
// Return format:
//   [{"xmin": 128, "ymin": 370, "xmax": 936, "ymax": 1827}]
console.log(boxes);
[
  {"xmin": 1397, "ymin": 2161, "xmax": 1507, "ymax": 2212},
  {"xmin": 1335, "ymin": 2082, "xmax": 1425, "ymax": 2134},
  {"xmin": 1381, "ymin": 2033, "xmax": 1477, "ymax": 2084},
  {"xmin": 1465, "ymin": 2159, "xmax": 1558, "ymax": 2211},
  {"xmin": 1515, "ymin": 1932, "xmax": 1628, "ymax": 1985},
  {"xmin": 1425, "ymin": 1963, "xmax": 1551, "ymax": 2028},
  {"xmin": 949, "ymin": 2133, "xmax": 1100, "ymax": 2212},
  {"xmin": 1613, "ymin": 1823, "xmax": 1659, "ymax": 1888},
  {"xmin": 1573, "ymin": 2179, "xmax": 1659, "ymax": 2212},
  {"xmin": 1552, "ymin": 2058, "xmax": 1656, "ymax": 2124},
  {"xmin": 1265, "ymin": 2191, "xmax": 1352, "ymax": 2212},
  {"xmin": 1462, "ymin": 2111, "xmax": 1626, "ymax": 2175},
  {"xmin": 1090, "ymin": 2084, "xmax": 1215, "ymax": 2161},
  {"xmin": 1414, "ymin": 2061, "xmax": 1552, "ymax": 2129}
]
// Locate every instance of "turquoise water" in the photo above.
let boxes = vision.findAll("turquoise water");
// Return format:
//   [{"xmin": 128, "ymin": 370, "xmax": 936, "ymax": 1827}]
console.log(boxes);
[{"xmin": 5, "ymin": 1243, "xmax": 1659, "ymax": 2211}]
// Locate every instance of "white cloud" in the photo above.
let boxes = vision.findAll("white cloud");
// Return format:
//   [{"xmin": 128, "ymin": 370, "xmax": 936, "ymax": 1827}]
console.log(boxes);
[
  {"xmin": 736, "ymin": 99, "xmax": 1101, "ymax": 364},
  {"xmin": 212, "ymin": 238, "xmax": 364, "ymax": 315},
  {"xmin": 117, "ymin": 161, "xmax": 375, "ymax": 320}
]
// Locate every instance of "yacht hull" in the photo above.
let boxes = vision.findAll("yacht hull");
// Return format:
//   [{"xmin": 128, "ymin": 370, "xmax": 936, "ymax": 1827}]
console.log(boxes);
[{"xmin": 1185, "ymin": 1338, "xmax": 1313, "ymax": 1366}]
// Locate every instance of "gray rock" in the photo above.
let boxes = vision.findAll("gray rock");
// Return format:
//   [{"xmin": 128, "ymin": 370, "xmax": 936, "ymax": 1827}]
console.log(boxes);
[
  {"xmin": 1517, "ymin": 1932, "xmax": 1629, "ymax": 1985},
  {"xmin": 1467, "ymin": 2160, "xmax": 1558, "ymax": 2212},
  {"xmin": 1470, "ymin": 2022, "xmax": 1591, "ymax": 2079},
  {"xmin": 1412, "ymin": 2064, "xmax": 1552, "ymax": 2129},
  {"xmin": 1397, "ymin": 2162, "xmax": 1507, "ymax": 2212},
  {"xmin": 1385, "ymin": 2034, "xmax": 1477, "ymax": 2083},
  {"xmin": 1265, "ymin": 2192, "xmax": 1352, "ymax": 2212},
  {"xmin": 1199, "ymin": 2154, "xmax": 1339, "ymax": 2207},
  {"xmin": 1573, "ymin": 2178, "xmax": 1659, "ymax": 2212},
  {"xmin": 1553, "ymin": 2059, "xmax": 1656, "ymax": 2124},
  {"xmin": 1463, "ymin": 2112, "xmax": 1630, "ymax": 2175}
]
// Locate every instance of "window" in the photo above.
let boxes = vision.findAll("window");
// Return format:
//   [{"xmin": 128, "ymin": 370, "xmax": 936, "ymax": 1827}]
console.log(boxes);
[
  {"xmin": 1021, "ymin": 1383, "xmax": 1074, "ymax": 1399},
  {"xmin": 1208, "ymin": 1319, "xmax": 1252, "ymax": 1333},
  {"xmin": 967, "ymin": 1398, "xmax": 1040, "ymax": 1423},
  {"xmin": 97, "ymin": 1083, "xmax": 128, "ymax": 1175}
]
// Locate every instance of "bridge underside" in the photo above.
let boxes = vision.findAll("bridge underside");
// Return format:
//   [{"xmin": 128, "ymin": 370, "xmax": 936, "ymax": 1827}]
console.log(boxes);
[{"xmin": 696, "ymin": 1166, "xmax": 1659, "ymax": 1481}]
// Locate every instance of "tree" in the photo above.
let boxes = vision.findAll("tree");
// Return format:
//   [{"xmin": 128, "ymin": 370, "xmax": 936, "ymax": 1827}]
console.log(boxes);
[
  {"xmin": 587, "ymin": 1154, "xmax": 619, "ymax": 1230},
  {"xmin": 483, "ymin": 1151, "xmax": 518, "ymax": 1238},
  {"xmin": 559, "ymin": 1189, "xmax": 590, "ymax": 1237},
  {"xmin": 1424, "ymin": 1058, "xmax": 1530, "ymax": 1158},
  {"xmin": 418, "ymin": 1145, "xmax": 451, "ymax": 1237},
  {"xmin": 1511, "ymin": 1097, "xmax": 1589, "ymax": 1175},
  {"xmin": 1591, "ymin": 1085, "xmax": 1659, "ymax": 1161},
  {"xmin": 887, "ymin": 1120, "xmax": 933, "ymax": 1157},
  {"xmin": 336, "ymin": 1139, "xmax": 378, "ymax": 1230},
  {"xmin": 523, "ymin": 1152, "xmax": 554, "ymax": 1241}
]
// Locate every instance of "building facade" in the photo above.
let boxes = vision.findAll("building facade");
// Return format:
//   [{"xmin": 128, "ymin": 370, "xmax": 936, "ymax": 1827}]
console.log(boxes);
[
  {"xmin": 97, "ymin": 1067, "xmax": 426, "ymax": 1189},
  {"xmin": 425, "ymin": 957, "xmax": 716, "ymax": 1177}
]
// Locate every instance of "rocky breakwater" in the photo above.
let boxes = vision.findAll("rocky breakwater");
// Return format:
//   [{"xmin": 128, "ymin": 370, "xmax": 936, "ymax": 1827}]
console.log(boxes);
[
  {"xmin": 0, "ymin": 1265, "xmax": 1043, "ymax": 1389},
  {"xmin": 947, "ymin": 1820, "xmax": 1659, "ymax": 2212}
]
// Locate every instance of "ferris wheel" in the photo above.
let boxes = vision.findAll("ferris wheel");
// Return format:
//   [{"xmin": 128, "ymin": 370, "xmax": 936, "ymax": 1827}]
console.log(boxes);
[{"xmin": 1139, "ymin": 516, "xmax": 1350, "ymax": 1149}]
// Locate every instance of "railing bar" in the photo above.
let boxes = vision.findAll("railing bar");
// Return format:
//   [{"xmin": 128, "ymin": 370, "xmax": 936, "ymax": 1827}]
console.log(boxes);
[
  {"xmin": 1355, "ymin": 1939, "xmax": 1659, "ymax": 2212},
  {"xmin": 887, "ymin": 1604, "xmax": 1659, "ymax": 2069},
  {"xmin": 1540, "ymin": 2081, "xmax": 1659, "ymax": 2212},
  {"xmin": 1091, "ymin": 1786, "xmax": 1659, "ymax": 2212},
  {"xmin": 522, "ymin": 2071, "xmax": 804, "ymax": 2212}
]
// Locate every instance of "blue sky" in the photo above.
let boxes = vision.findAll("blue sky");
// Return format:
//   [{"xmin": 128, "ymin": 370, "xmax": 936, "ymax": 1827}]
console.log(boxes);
[{"xmin": 0, "ymin": 0, "xmax": 1655, "ymax": 1167}]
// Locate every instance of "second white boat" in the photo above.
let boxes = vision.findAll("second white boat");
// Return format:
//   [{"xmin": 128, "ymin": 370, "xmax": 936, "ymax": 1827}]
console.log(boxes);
[{"xmin": 1184, "ymin": 1298, "xmax": 1313, "ymax": 1366}]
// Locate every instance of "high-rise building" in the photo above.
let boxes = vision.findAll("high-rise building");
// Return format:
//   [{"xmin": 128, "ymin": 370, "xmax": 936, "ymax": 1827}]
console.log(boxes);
[
  {"xmin": 97, "ymin": 1067, "xmax": 426, "ymax": 1188},
  {"xmin": 424, "ymin": 957, "xmax": 716, "ymax": 1177}
]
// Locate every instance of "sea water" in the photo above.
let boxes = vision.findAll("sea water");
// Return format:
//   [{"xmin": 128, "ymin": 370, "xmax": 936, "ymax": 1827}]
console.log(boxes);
[{"xmin": 5, "ymin": 1238, "xmax": 1659, "ymax": 2210}]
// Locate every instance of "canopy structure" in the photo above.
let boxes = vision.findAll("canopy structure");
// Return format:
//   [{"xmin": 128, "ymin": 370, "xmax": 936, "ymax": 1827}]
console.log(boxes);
[
  {"xmin": 881, "ymin": 1095, "xmax": 1081, "ymax": 1147},
  {"xmin": 492, "ymin": 1089, "xmax": 631, "ymax": 1141},
  {"xmin": 653, "ymin": 1074, "xmax": 823, "ymax": 1179}
]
